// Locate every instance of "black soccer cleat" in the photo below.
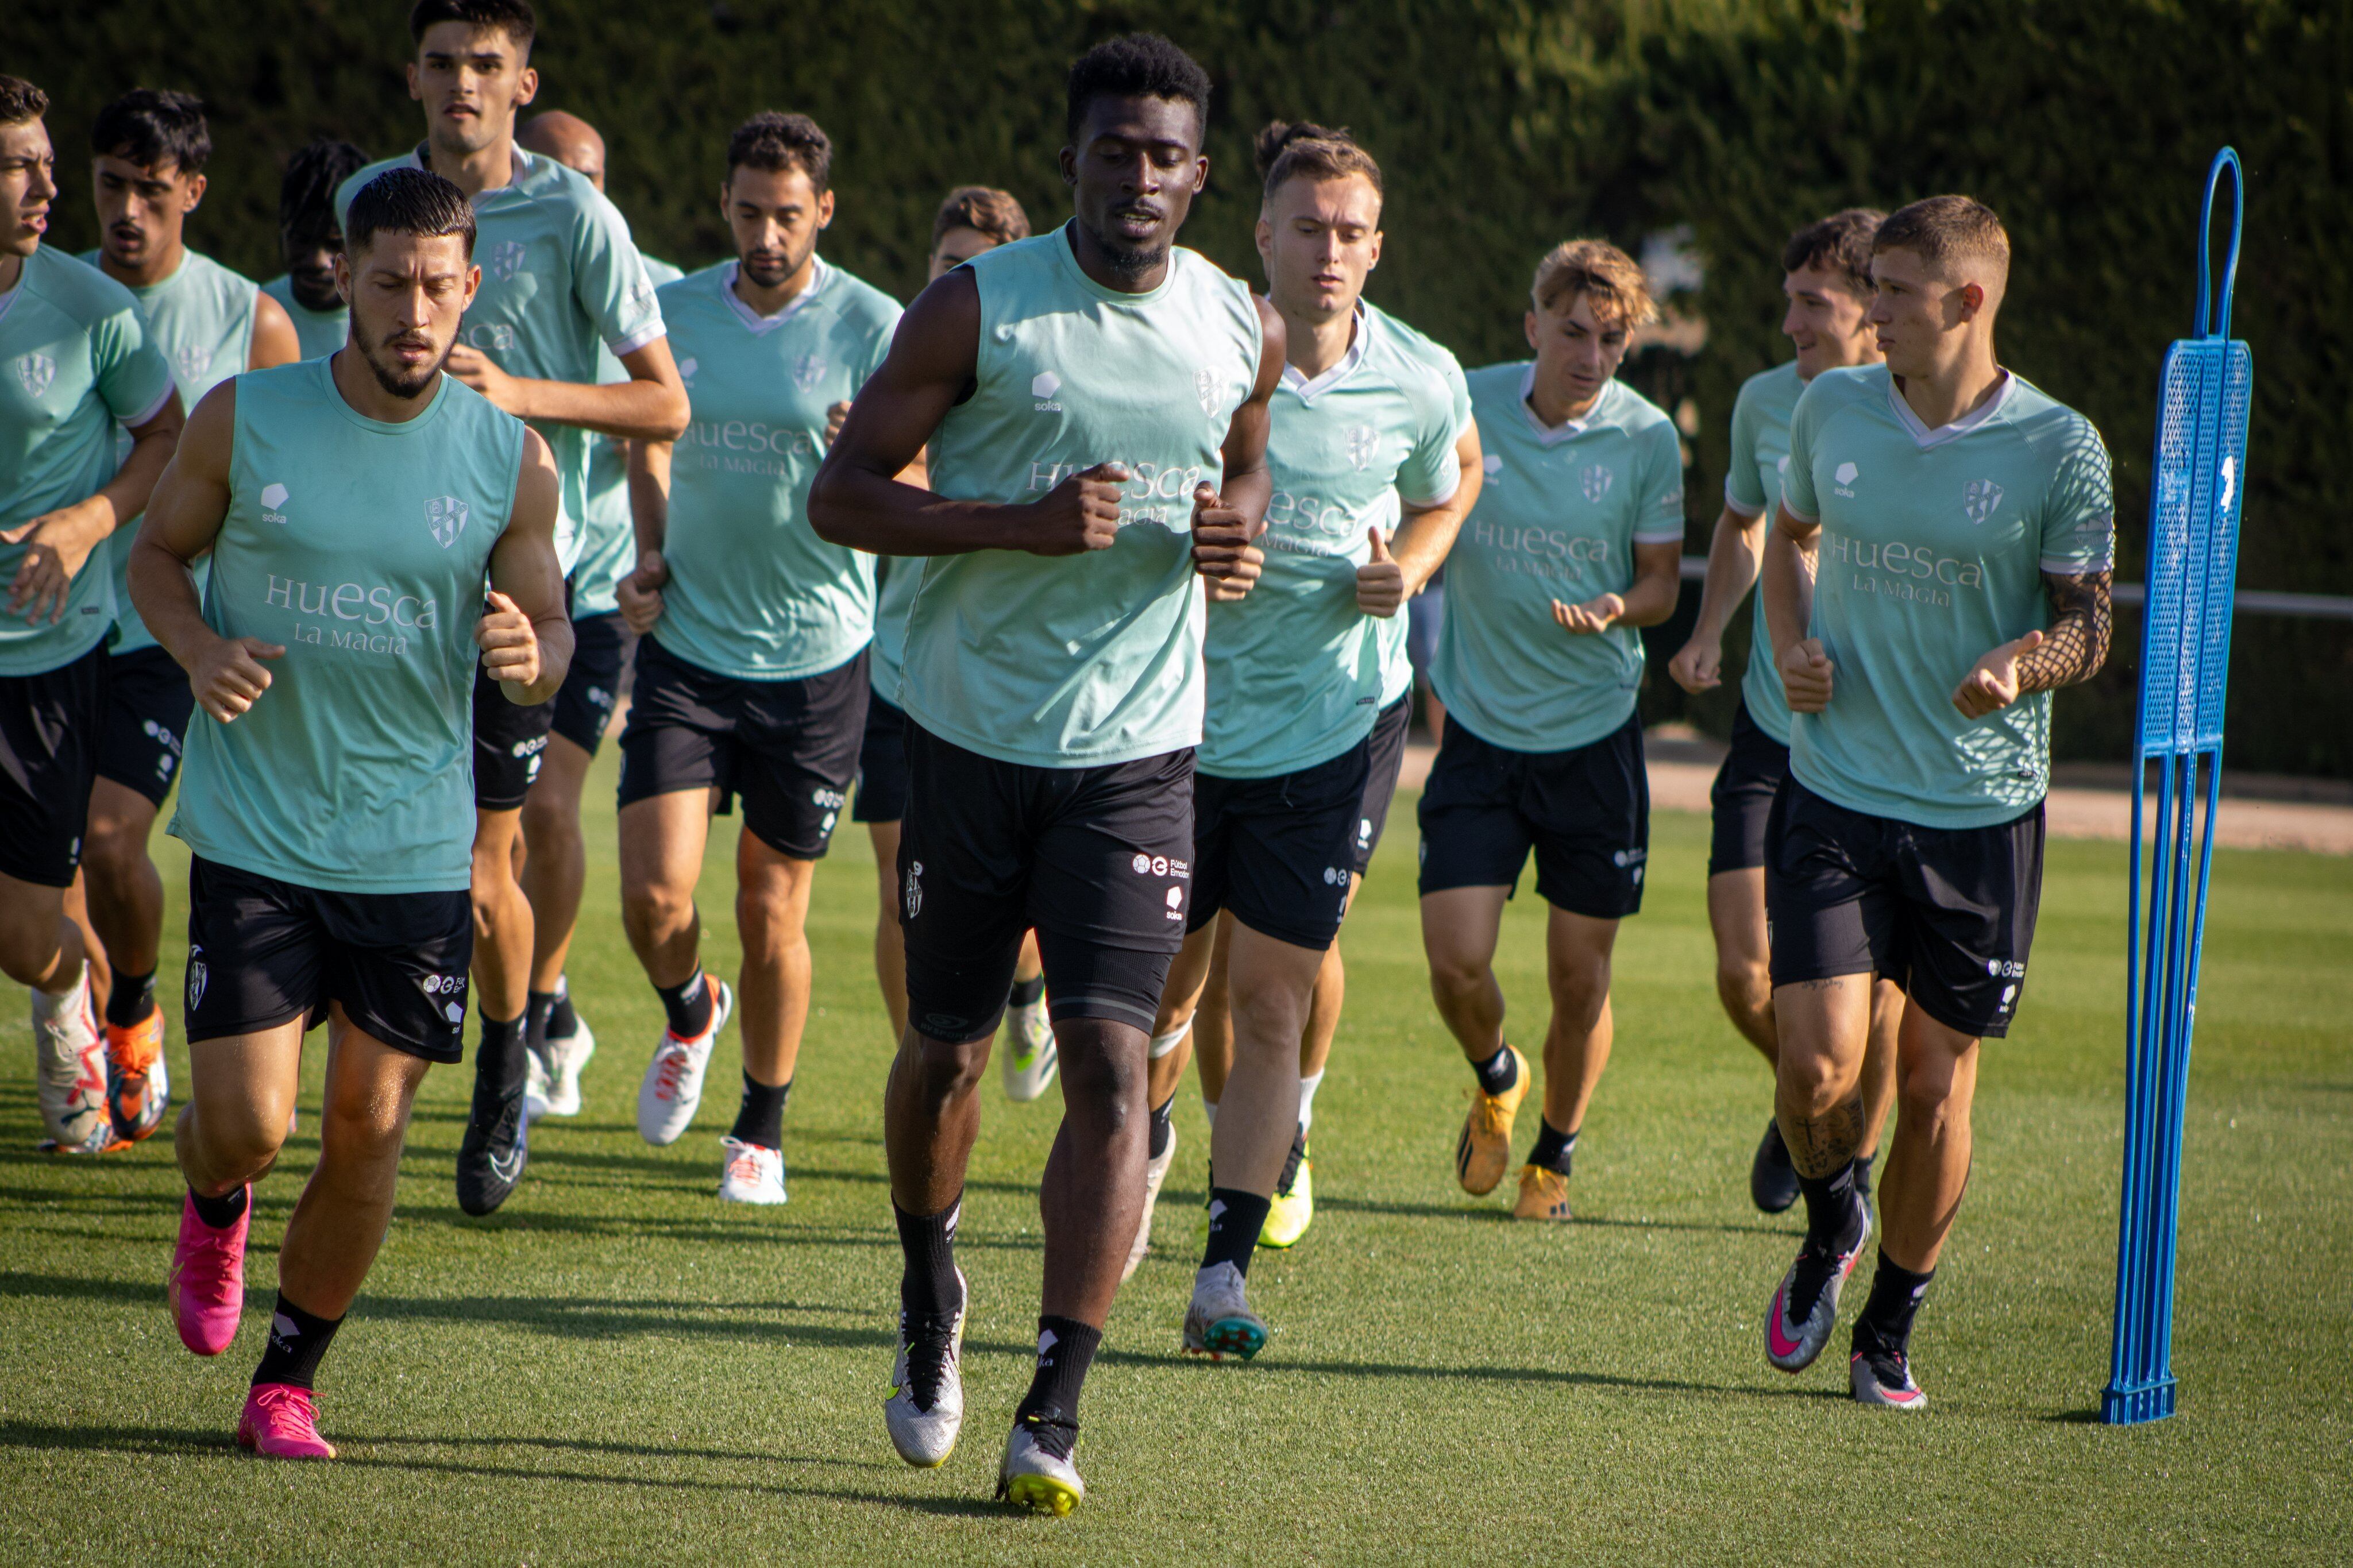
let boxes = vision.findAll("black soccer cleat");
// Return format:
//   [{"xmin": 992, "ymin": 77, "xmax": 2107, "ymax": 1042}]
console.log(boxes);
[
  {"xmin": 1750, "ymin": 1117, "xmax": 1800, "ymax": 1214},
  {"xmin": 456, "ymin": 1067, "xmax": 530, "ymax": 1216}
]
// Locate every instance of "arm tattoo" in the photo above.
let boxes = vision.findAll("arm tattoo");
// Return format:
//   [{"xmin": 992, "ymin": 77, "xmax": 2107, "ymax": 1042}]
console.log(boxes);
[
  {"xmin": 1783, "ymin": 1096, "xmax": 1865, "ymax": 1179},
  {"xmin": 2016, "ymin": 569, "xmax": 2112, "ymax": 693}
]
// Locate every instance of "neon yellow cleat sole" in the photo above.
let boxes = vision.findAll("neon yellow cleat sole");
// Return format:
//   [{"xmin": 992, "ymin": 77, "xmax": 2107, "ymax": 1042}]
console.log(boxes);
[{"xmin": 1260, "ymin": 1148, "xmax": 1313, "ymax": 1249}]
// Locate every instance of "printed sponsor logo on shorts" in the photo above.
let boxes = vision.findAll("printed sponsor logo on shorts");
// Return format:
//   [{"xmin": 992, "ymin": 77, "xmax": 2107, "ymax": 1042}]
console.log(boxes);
[
  {"xmin": 511, "ymin": 734, "xmax": 549, "ymax": 760},
  {"xmin": 585, "ymin": 685, "xmax": 612, "ymax": 710},
  {"xmin": 1164, "ymin": 885, "xmax": 1185, "ymax": 920},
  {"xmin": 421, "ymin": 972, "xmax": 468, "ymax": 1025},
  {"xmin": 1358, "ymin": 817, "xmax": 1374, "ymax": 849},
  {"xmin": 904, "ymin": 860, "xmax": 924, "ymax": 920},
  {"xmin": 186, "ymin": 948, "xmax": 207, "ymax": 1010}
]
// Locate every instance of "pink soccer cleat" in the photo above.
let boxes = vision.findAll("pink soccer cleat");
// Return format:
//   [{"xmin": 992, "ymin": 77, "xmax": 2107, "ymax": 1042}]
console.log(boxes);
[
  {"xmin": 237, "ymin": 1383, "xmax": 337, "ymax": 1459},
  {"xmin": 169, "ymin": 1188, "xmax": 249, "ymax": 1356}
]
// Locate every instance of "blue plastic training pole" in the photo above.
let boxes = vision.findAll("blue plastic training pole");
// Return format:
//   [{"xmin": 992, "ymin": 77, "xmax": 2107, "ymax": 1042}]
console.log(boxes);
[{"xmin": 2103, "ymin": 148, "xmax": 2252, "ymax": 1426}]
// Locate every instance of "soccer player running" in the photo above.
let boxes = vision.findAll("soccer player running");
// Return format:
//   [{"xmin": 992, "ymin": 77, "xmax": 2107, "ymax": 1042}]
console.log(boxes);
[
  {"xmin": 1758, "ymin": 196, "xmax": 2112, "ymax": 1408},
  {"xmin": 132, "ymin": 167, "xmax": 570, "ymax": 1458},
  {"xmin": 263, "ymin": 138, "xmax": 370, "ymax": 359},
  {"xmin": 0, "ymin": 77, "xmax": 184, "ymax": 1156},
  {"xmin": 808, "ymin": 34, "xmax": 1279, "ymax": 1513},
  {"xmin": 1667, "ymin": 210, "xmax": 1901, "ymax": 1215},
  {"xmin": 612, "ymin": 111, "xmax": 900, "ymax": 1202},
  {"xmin": 79, "ymin": 88, "xmax": 300, "ymax": 1150},
  {"xmin": 1131, "ymin": 123, "xmax": 1479, "ymax": 1303},
  {"xmin": 510, "ymin": 107, "xmax": 684, "ymax": 1122},
  {"xmin": 1420, "ymin": 241, "xmax": 1685, "ymax": 1221},
  {"xmin": 340, "ymin": 0, "xmax": 688, "ymax": 1215},
  {"xmin": 854, "ymin": 184, "xmax": 1058, "ymax": 1104}
]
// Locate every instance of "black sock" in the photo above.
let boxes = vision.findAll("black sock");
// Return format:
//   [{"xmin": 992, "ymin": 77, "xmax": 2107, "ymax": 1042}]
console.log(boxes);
[
  {"xmin": 1853, "ymin": 1250, "xmax": 1935, "ymax": 1360},
  {"xmin": 1796, "ymin": 1158, "xmax": 1864, "ymax": 1250},
  {"xmin": 252, "ymin": 1292, "xmax": 343, "ymax": 1390},
  {"xmin": 1015, "ymin": 1315, "xmax": 1102, "ymax": 1430},
  {"xmin": 1201, "ymin": 1187, "xmax": 1271, "ymax": 1277},
  {"xmin": 190, "ymin": 1184, "xmax": 248, "ymax": 1229},
  {"xmin": 1526, "ymin": 1118, "xmax": 1578, "ymax": 1176},
  {"xmin": 476, "ymin": 1013, "xmax": 527, "ymax": 1095},
  {"xmin": 546, "ymin": 977, "xmax": 579, "ymax": 1040},
  {"xmin": 1008, "ymin": 973, "xmax": 1045, "ymax": 1009},
  {"xmin": 105, "ymin": 967, "xmax": 157, "ymax": 1030},
  {"xmin": 524, "ymin": 989, "xmax": 558, "ymax": 1055},
  {"xmin": 1853, "ymin": 1153, "xmax": 1876, "ymax": 1203},
  {"xmin": 1471, "ymin": 1042, "xmax": 1518, "ymax": 1097},
  {"xmin": 1147, "ymin": 1096, "xmax": 1174, "ymax": 1161},
  {"xmin": 729, "ymin": 1072, "xmax": 791, "ymax": 1150},
  {"xmin": 655, "ymin": 967, "xmax": 714, "ymax": 1038},
  {"xmin": 894, "ymin": 1194, "xmax": 962, "ymax": 1320}
]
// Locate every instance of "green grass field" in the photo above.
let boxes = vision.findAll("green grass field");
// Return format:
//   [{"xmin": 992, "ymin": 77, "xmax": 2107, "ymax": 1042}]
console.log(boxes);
[{"xmin": 2, "ymin": 751, "xmax": 2347, "ymax": 1563}]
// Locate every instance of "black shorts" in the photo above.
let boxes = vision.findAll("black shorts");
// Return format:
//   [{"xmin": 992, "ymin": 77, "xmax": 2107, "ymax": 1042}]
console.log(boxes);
[
  {"xmin": 1765, "ymin": 779, "xmax": 2045, "ymax": 1040},
  {"xmin": 1191, "ymin": 739, "xmax": 1371, "ymax": 951},
  {"xmin": 852, "ymin": 690, "xmax": 909, "ymax": 824},
  {"xmin": 183, "ymin": 856, "xmax": 473, "ymax": 1064},
  {"xmin": 550, "ymin": 609, "xmax": 627, "ymax": 756},
  {"xmin": 94, "ymin": 643, "xmax": 194, "ymax": 808},
  {"xmin": 1707, "ymin": 697, "xmax": 1791, "ymax": 877},
  {"xmin": 473, "ymin": 659, "xmax": 556, "ymax": 812},
  {"xmin": 616, "ymin": 636, "xmax": 867, "ymax": 860},
  {"xmin": 1416, "ymin": 712, "xmax": 1649, "ymax": 920},
  {"xmin": 899, "ymin": 721, "xmax": 1192, "ymax": 1043},
  {"xmin": 1350, "ymin": 694, "xmax": 1414, "ymax": 875},
  {"xmin": 0, "ymin": 643, "xmax": 106, "ymax": 887}
]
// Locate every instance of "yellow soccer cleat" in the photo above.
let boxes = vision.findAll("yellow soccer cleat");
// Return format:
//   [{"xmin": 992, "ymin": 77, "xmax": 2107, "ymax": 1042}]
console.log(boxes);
[
  {"xmin": 1454, "ymin": 1045, "xmax": 1529, "ymax": 1196},
  {"xmin": 1512, "ymin": 1164, "xmax": 1573, "ymax": 1222},
  {"xmin": 1259, "ymin": 1131, "xmax": 1313, "ymax": 1249}
]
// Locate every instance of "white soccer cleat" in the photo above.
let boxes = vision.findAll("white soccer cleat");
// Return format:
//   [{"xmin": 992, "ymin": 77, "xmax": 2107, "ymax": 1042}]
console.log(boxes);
[
  {"xmin": 637, "ymin": 980, "xmax": 732, "ymax": 1146},
  {"xmin": 884, "ymin": 1266, "xmax": 966, "ymax": 1467},
  {"xmin": 996, "ymin": 1415, "xmax": 1084, "ymax": 1515},
  {"xmin": 542, "ymin": 1012, "xmax": 596, "ymax": 1117},
  {"xmin": 522, "ymin": 1046, "xmax": 554, "ymax": 1124},
  {"xmin": 716, "ymin": 1136, "xmax": 788, "ymax": 1204},
  {"xmin": 1181, "ymin": 1260, "xmax": 1269, "ymax": 1361},
  {"xmin": 1120, "ymin": 1127, "xmax": 1176, "ymax": 1283},
  {"xmin": 34, "ymin": 977, "xmax": 114, "ymax": 1154},
  {"xmin": 1001, "ymin": 996, "xmax": 1058, "ymax": 1102}
]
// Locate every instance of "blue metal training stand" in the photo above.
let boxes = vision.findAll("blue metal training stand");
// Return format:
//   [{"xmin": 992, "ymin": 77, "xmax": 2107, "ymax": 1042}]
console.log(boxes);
[{"xmin": 2103, "ymin": 147, "xmax": 2253, "ymax": 1426}]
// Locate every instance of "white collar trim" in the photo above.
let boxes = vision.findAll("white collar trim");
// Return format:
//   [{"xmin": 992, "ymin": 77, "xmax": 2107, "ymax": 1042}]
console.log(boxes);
[
  {"xmin": 1519, "ymin": 363, "xmax": 1602, "ymax": 445},
  {"xmin": 1282, "ymin": 304, "xmax": 1370, "ymax": 401},
  {"xmin": 403, "ymin": 144, "xmax": 531, "ymax": 204},
  {"xmin": 1888, "ymin": 369, "xmax": 2014, "ymax": 449},
  {"xmin": 721, "ymin": 257, "xmax": 831, "ymax": 334}
]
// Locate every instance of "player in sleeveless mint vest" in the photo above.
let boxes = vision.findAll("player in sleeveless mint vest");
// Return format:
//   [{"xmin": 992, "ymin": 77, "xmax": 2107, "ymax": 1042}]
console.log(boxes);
[
  {"xmin": 79, "ymin": 89, "xmax": 302, "ymax": 1152},
  {"xmin": 338, "ymin": 0, "xmax": 689, "ymax": 1218},
  {"xmin": 1666, "ymin": 210, "xmax": 1904, "ymax": 1218},
  {"xmin": 1133, "ymin": 125, "xmax": 1483, "ymax": 1334},
  {"xmin": 263, "ymin": 138, "xmax": 369, "ymax": 360},
  {"xmin": 809, "ymin": 36, "xmax": 1282, "ymax": 1515},
  {"xmin": 1757, "ymin": 198, "xmax": 2113, "ymax": 1409},
  {"xmin": 851, "ymin": 185, "xmax": 1059, "ymax": 1107},
  {"xmin": 0, "ymin": 76, "xmax": 185, "ymax": 1157},
  {"xmin": 1420, "ymin": 240, "xmax": 1688, "ymax": 1223},
  {"xmin": 130, "ymin": 169, "xmax": 571, "ymax": 1460},
  {"xmin": 509, "ymin": 108, "xmax": 684, "ymax": 1126},
  {"xmin": 607, "ymin": 111, "xmax": 902, "ymax": 1203}
]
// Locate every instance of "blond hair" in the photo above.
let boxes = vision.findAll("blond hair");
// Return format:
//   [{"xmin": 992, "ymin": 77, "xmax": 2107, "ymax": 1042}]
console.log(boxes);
[{"xmin": 1531, "ymin": 238, "xmax": 1657, "ymax": 327}]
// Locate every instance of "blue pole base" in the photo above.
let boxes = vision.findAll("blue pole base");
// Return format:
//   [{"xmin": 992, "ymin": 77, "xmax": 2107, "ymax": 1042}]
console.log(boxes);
[{"xmin": 2101, "ymin": 1378, "xmax": 2178, "ymax": 1424}]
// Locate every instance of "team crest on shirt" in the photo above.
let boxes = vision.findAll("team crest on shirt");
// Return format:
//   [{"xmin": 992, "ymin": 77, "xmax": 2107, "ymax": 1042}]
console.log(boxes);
[
  {"xmin": 13, "ymin": 352, "xmax": 55, "ymax": 397},
  {"xmin": 1344, "ymin": 423, "xmax": 1379, "ymax": 472},
  {"xmin": 791, "ymin": 352, "xmax": 828, "ymax": 392},
  {"xmin": 176, "ymin": 343, "xmax": 214, "ymax": 383},
  {"xmin": 1195, "ymin": 367, "xmax": 1220, "ymax": 418},
  {"xmin": 491, "ymin": 240, "xmax": 529, "ymax": 281},
  {"xmin": 1581, "ymin": 464, "xmax": 1614, "ymax": 504},
  {"xmin": 423, "ymin": 495, "xmax": 470, "ymax": 548},
  {"xmin": 1962, "ymin": 478, "xmax": 2006, "ymax": 526}
]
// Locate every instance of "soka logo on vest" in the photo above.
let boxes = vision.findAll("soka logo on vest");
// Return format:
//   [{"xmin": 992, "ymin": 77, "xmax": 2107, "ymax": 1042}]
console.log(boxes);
[
  {"xmin": 13, "ymin": 352, "xmax": 55, "ymax": 398},
  {"xmin": 1833, "ymin": 459, "xmax": 1860, "ymax": 498},
  {"xmin": 425, "ymin": 495, "xmax": 469, "ymax": 549},
  {"xmin": 1031, "ymin": 371, "xmax": 1063, "ymax": 412},
  {"xmin": 258, "ymin": 482, "xmax": 291, "ymax": 525}
]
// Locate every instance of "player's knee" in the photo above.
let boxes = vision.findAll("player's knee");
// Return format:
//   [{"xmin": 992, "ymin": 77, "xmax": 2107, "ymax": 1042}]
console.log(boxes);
[
  {"xmin": 1058, "ymin": 1034, "xmax": 1141, "ymax": 1120},
  {"xmin": 196, "ymin": 1099, "xmax": 291, "ymax": 1182},
  {"xmin": 734, "ymin": 880, "xmax": 805, "ymax": 951},
  {"xmin": 1775, "ymin": 1044, "xmax": 1850, "ymax": 1115},
  {"xmin": 80, "ymin": 812, "xmax": 149, "ymax": 882},
  {"xmin": 0, "ymin": 901, "xmax": 65, "ymax": 986},
  {"xmin": 518, "ymin": 790, "xmax": 570, "ymax": 848},
  {"xmin": 1425, "ymin": 946, "xmax": 1488, "ymax": 999},
  {"xmin": 900, "ymin": 1031, "xmax": 988, "ymax": 1103},
  {"xmin": 620, "ymin": 878, "xmax": 693, "ymax": 943},
  {"xmin": 1716, "ymin": 958, "xmax": 1773, "ymax": 1021}
]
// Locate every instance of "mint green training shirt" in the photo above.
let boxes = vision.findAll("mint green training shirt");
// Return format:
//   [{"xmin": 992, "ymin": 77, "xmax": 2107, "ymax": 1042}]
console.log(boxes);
[
  {"xmin": 575, "ymin": 253, "xmax": 683, "ymax": 617},
  {"xmin": 1781, "ymin": 365, "xmax": 2114, "ymax": 829},
  {"xmin": 171, "ymin": 359, "xmax": 525, "ymax": 892},
  {"xmin": 901, "ymin": 225, "xmax": 1263, "ymax": 767},
  {"xmin": 1201, "ymin": 302, "xmax": 1465, "ymax": 778},
  {"xmin": 1432, "ymin": 368, "xmax": 1686, "ymax": 754},
  {"xmin": 0, "ymin": 248, "xmax": 176, "ymax": 676},
  {"xmin": 1722, "ymin": 360, "xmax": 1802, "ymax": 743},
  {"xmin": 261, "ymin": 274, "xmax": 346, "ymax": 359},
  {"xmin": 83, "ymin": 248, "xmax": 258, "ymax": 655},
  {"xmin": 338, "ymin": 146, "xmax": 666, "ymax": 577},
  {"xmin": 650, "ymin": 260, "xmax": 901, "ymax": 680}
]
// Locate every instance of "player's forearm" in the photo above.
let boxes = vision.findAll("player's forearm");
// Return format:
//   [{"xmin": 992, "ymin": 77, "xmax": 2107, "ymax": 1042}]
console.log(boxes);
[
  {"xmin": 807, "ymin": 464, "xmax": 1031, "ymax": 555},
  {"xmin": 2015, "ymin": 571, "xmax": 2113, "ymax": 694},
  {"xmin": 1390, "ymin": 496, "xmax": 1468, "ymax": 597},
  {"xmin": 627, "ymin": 442, "xmax": 669, "ymax": 557},
  {"xmin": 1613, "ymin": 559, "xmax": 1683, "ymax": 629},
  {"xmin": 73, "ymin": 420, "xmax": 183, "ymax": 544},
  {"xmin": 1691, "ymin": 507, "xmax": 1766, "ymax": 643},
  {"xmin": 507, "ymin": 373, "xmax": 689, "ymax": 442},
  {"xmin": 127, "ymin": 530, "xmax": 221, "ymax": 672},
  {"xmin": 503, "ymin": 614, "xmax": 573, "ymax": 706},
  {"xmin": 1762, "ymin": 522, "xmax": 1816, "ymax": 659},
  {"xmin": 1218, "ymin": 459, "xmax": 1274, "ymax": 532}
]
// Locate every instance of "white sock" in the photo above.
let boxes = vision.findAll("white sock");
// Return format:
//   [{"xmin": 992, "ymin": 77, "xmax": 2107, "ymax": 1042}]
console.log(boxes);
[
  {"xmin": 1202, "ymin": 1098, "xmax": 1218, "ymax": 1130},
  {"xmin": 32, "ymin": 960, "xmax": 86, "ymax": 1019},
  {"xmin": 1150, "ymin": 1017, "xmax": 1193, "ymax": 1060},
  {"xmin": 1296, "ymin": 1069, "xmax": 1326, "ymax": 1134}
]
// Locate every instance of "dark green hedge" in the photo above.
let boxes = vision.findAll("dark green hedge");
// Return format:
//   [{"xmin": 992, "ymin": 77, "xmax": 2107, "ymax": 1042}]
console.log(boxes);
[{"xmin": 16, "ymin": 0, "xmax": 2347, "ymax": 773}]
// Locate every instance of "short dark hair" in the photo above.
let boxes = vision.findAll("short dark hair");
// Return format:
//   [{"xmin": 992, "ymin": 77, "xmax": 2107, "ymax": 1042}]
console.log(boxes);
[
  {"xmin": 726, "ymin": 111, "xmax": 831, "ymax": 190},
  {"xmin": 1874, "ymin": 195, "xmax": 2011, "ymax": 280},
  {"xmin": 1781, "ymin": 208, "xmax": 1883, "ymax": 298},
  {"xmin": 932, "ymin": 186, "xmax": 1029, "ymax": 250},
  {"xmin": 0, "ymin": 75, "xmax": 47, "ymax": 129},
  {"xmin": 408, "ymin": 0, "xmax": 536, "ymax": 50},
  {"xmin": 1255, "ymin": 119, "xmax": 1382, "ymax": 202},
  {"xmin": 346, "ymin": 167, "xmax": 477, "ymax": 259},
  {"xmin": 1064, "ymin": 33, "xmax": 1212, "ymax": 143},
  {"xmin": 280, "ymin": 138, "xmax": 370, "ymax": 245},
  {"xmin": 91, "ymin": 88, "xmax": 211, "ymax": 176}
]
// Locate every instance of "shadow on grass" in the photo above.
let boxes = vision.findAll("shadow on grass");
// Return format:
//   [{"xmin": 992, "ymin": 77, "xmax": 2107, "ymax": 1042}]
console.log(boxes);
[{"xmin": 1314, "ymin": 1194, "xmax": 1791, "ymax": 1238}]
